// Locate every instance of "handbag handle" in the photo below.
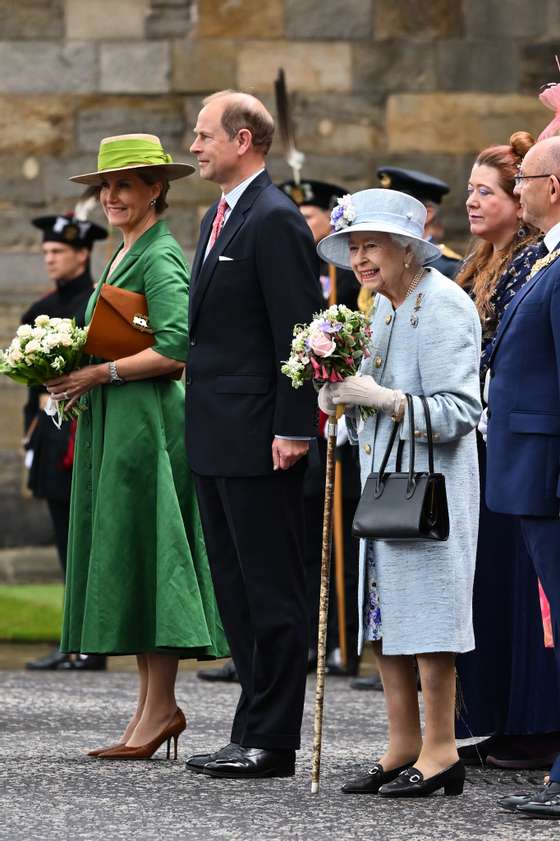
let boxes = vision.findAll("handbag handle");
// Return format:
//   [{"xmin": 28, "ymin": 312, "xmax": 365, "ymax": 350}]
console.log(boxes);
[
  {"xmin": 374, "ymin": 393, "xmax": 415, "ymax": 497},
  {"xmin": 375, "ymin": 395, "xmax": 436, "ymax": 498}
]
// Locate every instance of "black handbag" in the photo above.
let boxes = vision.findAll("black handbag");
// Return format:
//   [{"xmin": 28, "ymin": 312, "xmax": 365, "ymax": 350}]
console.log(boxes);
[{"xmin": 352, "ymin": 394, "xmax": 449, "ymax": 541}]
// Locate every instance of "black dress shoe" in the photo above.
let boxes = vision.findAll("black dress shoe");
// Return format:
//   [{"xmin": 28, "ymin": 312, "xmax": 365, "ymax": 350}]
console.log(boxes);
[
  {"xmin": 497, "ymin": 791, "xmax": 536, "ymax": 812},
  {"xmin": 59, "ymin": 654, "xmax": 107, "ymax": 671},
  {"xmin": 197, "ymin": 660, "xmax": 239, "ymax": 683},
  {"xmin": 185, "ymin": 742, "xmax": 243, "ymax": 774},
  {"xmin": 25, "ymin": 648, "xmax": 70, "ymax": 670},
  {"xmin": 204, "ymin": 747, "xmax": 296, "ymax": 779},
  {"xmin": 378, "ymin": 761, "xmax": 465, "ymax": 797},
  {"xmin": 515, "ymin": 782, "xmax": 560, "ymax": 819},
  {"xmin": 341, "ymin": 760, "xmax": 416, "ymax": 794},
  {"xmin": 350, "ymin": 674, "xmax": 383, "ymax": 691},
  {"xmin": 457, "ymin": 738, "xmax": 494, "ymax": 767}
]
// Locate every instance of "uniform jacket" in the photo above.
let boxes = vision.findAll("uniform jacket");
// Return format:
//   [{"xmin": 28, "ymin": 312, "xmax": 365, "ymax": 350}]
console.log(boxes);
[
  {"xmin": 185, "ymin": 170, "xmax": 323, "ymax": 476},
  {"xmin": 486, "ymin": 253, "xmax": 560, "ymax": 516},
  {"xmin": 21, "ymin": 269, "xmax": 94, "ymax": 500}
]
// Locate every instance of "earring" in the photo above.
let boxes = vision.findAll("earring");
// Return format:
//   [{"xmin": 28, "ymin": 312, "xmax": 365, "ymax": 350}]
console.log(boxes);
[
  {"xmin": 150, "ymin": 199, "xmax": 156, "ymax": 207},
  {"xmin": 517, "ymin": 223, "xmax": 528, "ymax": 239},
  {"xmin": 404, "ymin": 261, "xmax": 411, "ymax": 269}
]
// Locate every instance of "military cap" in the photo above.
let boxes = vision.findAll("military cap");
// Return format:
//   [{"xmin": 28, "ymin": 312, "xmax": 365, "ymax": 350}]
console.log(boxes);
[
  {"xmin": 32, "ymin": 214, "xmax": 108, "ymax": 249},
  {"xmin": 278, "ymin": 179, "xmax": 347, "ymax": 211},
  {"xmin": 376, "ymin": 167, "xmax": 450, "ymax": 205}
]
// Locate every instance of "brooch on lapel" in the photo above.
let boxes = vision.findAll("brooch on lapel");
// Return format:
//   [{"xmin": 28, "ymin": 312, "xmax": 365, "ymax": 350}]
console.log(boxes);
[
  {"xmin": 528, "ymin": 248, "xmax": 560, "ymax": 280},
  {"xmin": 410, "ymin": 292, "xmax": 424, "ymax": 328}
]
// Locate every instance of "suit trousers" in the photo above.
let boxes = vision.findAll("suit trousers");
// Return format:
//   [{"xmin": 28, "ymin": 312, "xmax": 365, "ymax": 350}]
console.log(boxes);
[
  {"xmin": 194, "ymin": 468, "xmax": 309, "ymax": 750},
  {"xmin": 520, "ymin": 516, "xmax": 560, "ymax": 781}
]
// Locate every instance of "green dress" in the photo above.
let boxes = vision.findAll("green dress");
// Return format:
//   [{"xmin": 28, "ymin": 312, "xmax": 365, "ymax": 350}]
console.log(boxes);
[{"xmin": 61, "ymin": 220, "xmax": 228, "ymax": 658}]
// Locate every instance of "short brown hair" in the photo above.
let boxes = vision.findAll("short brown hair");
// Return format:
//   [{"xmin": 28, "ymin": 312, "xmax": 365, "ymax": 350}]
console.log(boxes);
[{"xmin": 203, "ymin": 90, "xmax": 275, "ymax": 155}]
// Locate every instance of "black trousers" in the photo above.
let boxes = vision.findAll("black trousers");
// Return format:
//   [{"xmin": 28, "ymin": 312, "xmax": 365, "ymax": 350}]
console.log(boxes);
[
  {"xmin": 46, "ymin": 497, "xmax": 70, "ymax": 574},
  {"xmin": 194, "ymin": 469, "xmax": 309, "ymax": 750}
]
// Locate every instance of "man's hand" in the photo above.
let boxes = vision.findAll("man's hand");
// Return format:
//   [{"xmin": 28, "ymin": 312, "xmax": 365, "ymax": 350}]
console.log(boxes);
[{"xmin": 272, "ymin": 437, "xmax": 309, "ymax": 471}]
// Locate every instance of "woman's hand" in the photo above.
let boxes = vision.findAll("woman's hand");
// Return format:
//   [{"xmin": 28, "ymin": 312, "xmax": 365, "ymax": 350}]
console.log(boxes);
[
  {"xmin": 46, "ymin": 364, "xmax": 108, "ymax": 411},
  {"xmin": 331, "ymin": 375, "xmax": 403, "ymax": 416}
]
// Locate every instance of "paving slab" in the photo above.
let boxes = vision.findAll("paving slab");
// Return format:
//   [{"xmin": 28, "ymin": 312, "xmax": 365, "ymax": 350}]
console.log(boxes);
[{"xmin": 0, "ymin": 670, "xmax": 557, "ymax": 841}]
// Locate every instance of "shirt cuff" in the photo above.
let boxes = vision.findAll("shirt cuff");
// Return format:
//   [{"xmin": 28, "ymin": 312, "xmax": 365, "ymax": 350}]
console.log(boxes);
[{"xmin": 274, "ymin": 435, "xmax": 313, "ymax": 441}]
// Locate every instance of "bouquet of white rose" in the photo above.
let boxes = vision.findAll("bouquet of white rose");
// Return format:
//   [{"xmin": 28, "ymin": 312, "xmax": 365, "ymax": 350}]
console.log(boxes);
[{"xmin": 0, "ymin": 315, "xmax": 88, "ymax": 425}]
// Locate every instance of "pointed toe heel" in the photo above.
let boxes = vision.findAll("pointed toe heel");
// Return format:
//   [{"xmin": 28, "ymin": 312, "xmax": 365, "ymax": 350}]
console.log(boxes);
[{"xmin": 99, "ymin": 708, "xmax": 187, "ymax": 760}]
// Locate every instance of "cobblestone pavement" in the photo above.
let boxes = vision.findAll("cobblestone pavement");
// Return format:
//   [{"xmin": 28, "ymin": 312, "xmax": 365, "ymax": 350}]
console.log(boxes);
[{"xmin": 0, "ymin": 670, "xmax": 557, "ymax": 841}]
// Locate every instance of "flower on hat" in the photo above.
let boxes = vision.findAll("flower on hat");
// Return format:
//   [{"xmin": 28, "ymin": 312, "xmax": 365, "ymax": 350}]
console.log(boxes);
[{"xmin": 330, "ymin": 194, "xmax": 357, "ymax": 232}]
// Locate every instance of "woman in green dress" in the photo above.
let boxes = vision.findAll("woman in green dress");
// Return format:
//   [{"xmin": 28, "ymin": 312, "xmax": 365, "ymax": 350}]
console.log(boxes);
[{"xmin": 46, "ymin": 133, "xmax": 228, "ymax": 759}]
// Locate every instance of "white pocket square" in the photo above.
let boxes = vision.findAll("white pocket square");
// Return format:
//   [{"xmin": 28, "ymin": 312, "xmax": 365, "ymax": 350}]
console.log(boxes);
[{"xmin": 218, "ymin": 255, "xmax": 234, "ymax": 262}]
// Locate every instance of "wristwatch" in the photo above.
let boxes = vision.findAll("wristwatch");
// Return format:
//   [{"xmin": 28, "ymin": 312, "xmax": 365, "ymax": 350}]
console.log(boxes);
[{"xmin": 108, "ymin": 361, "xmax": 126, "ymax": 384}]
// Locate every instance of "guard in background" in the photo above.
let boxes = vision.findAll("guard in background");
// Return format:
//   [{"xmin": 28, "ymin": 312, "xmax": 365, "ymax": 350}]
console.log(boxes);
[
  {"xmin": 23, "ymin": 213, "xmax": 108, "ymax": 671},
  {"xmin": 281, "ymin": 179, "xmax": 362, "ymax": 676},
  {"xmin": 377, "ymin": 166, "xmax": 462, "ymax": 279}
]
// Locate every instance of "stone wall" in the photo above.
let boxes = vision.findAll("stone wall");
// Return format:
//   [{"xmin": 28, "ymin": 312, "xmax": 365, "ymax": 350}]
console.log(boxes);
[{"xmin": 0, "ymin": 0, "xmax": 558, "ymax": 544}]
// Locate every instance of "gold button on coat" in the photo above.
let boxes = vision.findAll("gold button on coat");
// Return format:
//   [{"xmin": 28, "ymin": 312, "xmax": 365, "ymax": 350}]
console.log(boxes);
[
  {"xmin": 364, "ymin": 443, "xmax": 372, "ymax": 454},
  {"xmin": 385, "ymin": 314, "xmax": 392, "ymax": 325},
  {"xmin": 374, "ymin": 356, "xmax": 382, "ymax": 368}
]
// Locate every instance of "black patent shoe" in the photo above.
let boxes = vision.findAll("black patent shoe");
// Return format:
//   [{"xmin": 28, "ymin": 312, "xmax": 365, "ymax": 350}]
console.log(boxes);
[
  {"xmin": 185, "ymin": 742, "xmax": 243, "ymax": 774},
  {"xmin": 497, "ymin": 791, "xmax": 536, "ymax": 812},
  {"xmin": 204, "ymin": 747, "xmax": 295, "ymax": 779},
  {"xmin": 25, "ymin": 648, "xmax": 70, "ymax": 670},
  {"xmin": 59, "ymin": 654, "xmax": 107, "ymax": 671},
  {"xmin": 341, "ymin": 761, "xmax": 415, "ymax": 794},
  {"xmin": 515, "ymin": 782, "xmax": 560, "ymax": 819},
  {"xmin": 197, "ymin": 660, "xmax": 239, "ymax": 683},
  {"xmin": 378, "ymin": 760, "xmax": 465, "ymax": 797}
]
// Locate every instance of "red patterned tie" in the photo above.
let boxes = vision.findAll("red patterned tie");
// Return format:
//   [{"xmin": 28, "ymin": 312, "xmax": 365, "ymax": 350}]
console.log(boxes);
[{"xmin": 208, "ymin": 197, "xmax": 228, "ymax": 249}]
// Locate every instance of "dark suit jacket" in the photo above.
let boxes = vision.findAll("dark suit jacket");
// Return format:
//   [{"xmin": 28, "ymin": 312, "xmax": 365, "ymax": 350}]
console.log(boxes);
[
  {"xmin": 186, "ymin": 171, "xmax": 323, "ymax": 476},
  {"xmin": 486, "ymin": 255, "xmax": 560, "ymax": 516}
]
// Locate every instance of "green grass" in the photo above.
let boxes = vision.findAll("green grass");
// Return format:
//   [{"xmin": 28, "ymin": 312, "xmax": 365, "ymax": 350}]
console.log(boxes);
[{"xmin": 0, "ymin": 584, "xmax": 64, "ymax": 642}]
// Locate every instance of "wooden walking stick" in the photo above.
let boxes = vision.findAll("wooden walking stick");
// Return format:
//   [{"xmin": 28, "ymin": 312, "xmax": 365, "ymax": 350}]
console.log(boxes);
[
  {"xmin": 311, "ymin": 403, "xmax": 344, "ymax": 793},
  {"xmin": 328, "ymin": 264, "xmax": 348, "ymax": 670}
]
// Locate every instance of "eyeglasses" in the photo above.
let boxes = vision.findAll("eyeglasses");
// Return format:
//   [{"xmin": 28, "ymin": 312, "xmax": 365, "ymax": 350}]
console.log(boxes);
[{"xmin": 514, "ymin": 173, "xmax": 554, "ymax": 185}]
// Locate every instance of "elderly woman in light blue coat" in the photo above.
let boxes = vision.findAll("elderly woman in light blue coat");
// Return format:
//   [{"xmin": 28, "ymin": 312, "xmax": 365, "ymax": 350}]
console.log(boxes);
[{"xmin": 318, "ymin": 189, "xmax": 482, "ymax": 799}]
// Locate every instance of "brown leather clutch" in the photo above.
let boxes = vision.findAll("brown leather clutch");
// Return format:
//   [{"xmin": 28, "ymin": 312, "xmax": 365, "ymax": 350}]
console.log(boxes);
[{"xmin": 84, "ymin": 285, "xmax": 155, "ymax": 360}]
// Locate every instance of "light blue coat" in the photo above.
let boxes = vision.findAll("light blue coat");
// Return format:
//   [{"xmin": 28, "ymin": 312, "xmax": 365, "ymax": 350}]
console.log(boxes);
[{"xmin": 350, "ymin": 268, "xmax": 482, "ymax": 655}]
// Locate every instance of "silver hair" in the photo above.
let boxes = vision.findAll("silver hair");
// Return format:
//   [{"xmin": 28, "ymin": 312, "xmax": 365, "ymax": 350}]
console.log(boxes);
[{"xmin": 389, "ymin": 233, "xmax": 423, "ymax": 263}]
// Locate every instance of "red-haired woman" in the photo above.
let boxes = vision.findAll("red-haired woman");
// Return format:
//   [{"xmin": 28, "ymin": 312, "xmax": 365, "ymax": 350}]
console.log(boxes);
[{"xmin": 456, "ymin": 132, "xmax": 560, "ymax": 768}]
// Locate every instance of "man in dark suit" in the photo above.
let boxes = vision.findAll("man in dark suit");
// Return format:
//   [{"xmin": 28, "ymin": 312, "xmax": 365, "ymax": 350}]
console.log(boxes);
[
  {"xmin": 23, "ymin": 214, "xmax": 108, "ymax": 672},
  {"xmin": 485, "ymin": 137, "xmax": 560, "ymax": 819},
  {"xmin": 184, "ymin": 90, "xmax": 322, "ymax": 779}
]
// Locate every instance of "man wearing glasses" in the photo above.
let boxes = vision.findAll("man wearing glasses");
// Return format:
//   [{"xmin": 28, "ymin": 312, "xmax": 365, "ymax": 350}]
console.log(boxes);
[{"xmin": 485, "ymin": 136, "xmax": 560, "ymax": 820}]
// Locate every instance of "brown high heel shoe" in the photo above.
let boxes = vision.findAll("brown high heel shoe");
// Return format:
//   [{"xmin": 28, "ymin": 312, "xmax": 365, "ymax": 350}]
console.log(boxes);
[
  {"xmin": 98, "ymin": 708, "xmax": 186, "ymax": 760},
  {"xmin": 87, "ymin": 742, "xmax": 126, "ymax": 757}
]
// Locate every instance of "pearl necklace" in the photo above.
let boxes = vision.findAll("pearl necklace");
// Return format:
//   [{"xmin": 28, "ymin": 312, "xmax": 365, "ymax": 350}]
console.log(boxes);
[{"xmin": 405, "ymin": 267, "xmax": 425, "ymax": 298}]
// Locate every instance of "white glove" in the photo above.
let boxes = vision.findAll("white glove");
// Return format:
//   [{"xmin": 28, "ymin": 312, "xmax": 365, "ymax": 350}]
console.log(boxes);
[
  {"xmin": 478, "ymin": 407, "xmax": 488, "ymax": 442},
  {"xmin": 322, "ymin": 413, "xmax": 349, "ymax": 446},
  {"xmin": 318, "ymin": 383, "xmax": 337, "ymax": 414},
  {"xmin": 330, "ymin": 375, "xmax": 403, "ymax": 416}
]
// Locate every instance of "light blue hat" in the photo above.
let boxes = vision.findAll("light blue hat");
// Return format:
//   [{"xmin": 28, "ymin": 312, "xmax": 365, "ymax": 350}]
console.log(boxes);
[{"xmin": 317, "ymin": 188, "xmax": 441, "ymax": 270}]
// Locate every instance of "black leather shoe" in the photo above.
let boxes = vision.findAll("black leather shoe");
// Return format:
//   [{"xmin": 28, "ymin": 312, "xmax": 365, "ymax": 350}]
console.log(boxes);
[
  {"xmin": 497, "ymin": 792, "xmax": 536, "ymax": 812},
  {"xmin": 197, "ymin": 660, "xmax": 239, "ymax": 683},
  {"xmin": 59, "ymin": 654, "xmax": 107, "ymax": 671},
  {"xmin": 185, "ymin": 742, "xmax": 243, "ymax": 774},
  {"xmin": 25, "ymin": 649, "xmax": 70, "ymax": 670},
  {"xmin": 204, "ymin": 747, "xmax": 296, "ymax": 779},
  {"xmin": 515, "ymin": 782, "xmax": 560, "ymax": 819},
  {"xmin": 341, "ymin": 760, "xmax": 416, "ymax": 794},
  {"xmin": 350, "ymin": 674, "xmax": 383, "ymax": 691},
  {"xmin": 378, "ymin": 761, "xmax": 465, "ymax": 797}
]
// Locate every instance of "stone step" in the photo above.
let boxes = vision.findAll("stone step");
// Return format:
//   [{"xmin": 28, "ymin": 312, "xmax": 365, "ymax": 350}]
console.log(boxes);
[{"xmin": 0, "ymin": 545, "xmax": 61, "ymax": 585}]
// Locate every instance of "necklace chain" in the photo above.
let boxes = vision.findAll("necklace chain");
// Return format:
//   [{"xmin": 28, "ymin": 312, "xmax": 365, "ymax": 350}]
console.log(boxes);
[{"xmin": 405, "ymin": 267, "xmax": 425, "ymax": 298}]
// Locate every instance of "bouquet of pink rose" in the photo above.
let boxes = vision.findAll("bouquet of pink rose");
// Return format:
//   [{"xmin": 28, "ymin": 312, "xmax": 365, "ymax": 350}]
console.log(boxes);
[{"xmin": 281, "ymin": 304, "xmax": 372, "ymax": 392}]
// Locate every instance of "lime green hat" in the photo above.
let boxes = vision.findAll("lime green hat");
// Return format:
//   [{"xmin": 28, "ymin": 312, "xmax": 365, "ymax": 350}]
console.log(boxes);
[{"xmin": 69, "ymin": 133, "xmax": 195, "ymax": 185}]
